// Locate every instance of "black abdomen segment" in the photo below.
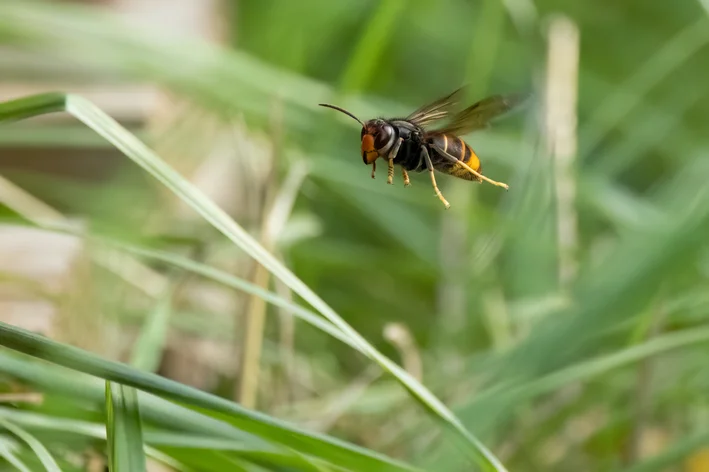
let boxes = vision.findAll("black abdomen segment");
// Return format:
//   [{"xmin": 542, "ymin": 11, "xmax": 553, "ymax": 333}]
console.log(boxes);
[
  {"xmin": 429, "ymin": 134, "xmax": 470, "ymax": 162},
  {"xmin": 428, "ymin": 134, "xmax": 482, "ymax": 181}
]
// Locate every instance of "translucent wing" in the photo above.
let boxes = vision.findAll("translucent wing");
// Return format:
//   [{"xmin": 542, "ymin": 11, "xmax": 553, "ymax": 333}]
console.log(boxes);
[
  {"xmin": 430, "ymin": 93, "xmax": 528, "ymax": 136},
  {"xmin": 405, "ymin": 87, "xmax": 465, "ymax": 128}
]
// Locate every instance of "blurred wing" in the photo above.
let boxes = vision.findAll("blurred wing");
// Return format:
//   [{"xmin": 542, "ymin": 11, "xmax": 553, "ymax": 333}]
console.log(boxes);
[
  {"xmin": 405, "ymin": 87, "xmax": 465, "ymax": 128},
  {"xmin": 430, "ymin": 93, "xmax": 528, "ymax": 136}
]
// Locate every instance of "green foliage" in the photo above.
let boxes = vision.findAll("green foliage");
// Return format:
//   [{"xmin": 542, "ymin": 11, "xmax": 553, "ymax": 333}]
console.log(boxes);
[
  {"xmin": 0, "ymin": 0, "xmax": 709, "ymax": 471},
  {"xmin": 105, "ymin": 382, "xmax": 147, "ymax": 472},
  {"xmin": 0, "ymin": 89, "xmax": 503, "ymax": 469},
  {"xmin": 0, "ymin": 418, "xmax": 61, "ymax": 472}
]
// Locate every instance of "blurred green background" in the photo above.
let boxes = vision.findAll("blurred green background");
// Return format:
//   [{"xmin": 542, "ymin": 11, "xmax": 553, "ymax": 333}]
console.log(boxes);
[{"xmin": 1, "ymin": 0, "xmax": 709, "ymax": 471}]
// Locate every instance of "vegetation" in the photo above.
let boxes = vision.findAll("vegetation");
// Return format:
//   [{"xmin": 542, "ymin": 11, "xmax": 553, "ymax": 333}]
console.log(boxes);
[{"xmin": 1, "ymin": 0, "xmax": 709, "ymax": 471}]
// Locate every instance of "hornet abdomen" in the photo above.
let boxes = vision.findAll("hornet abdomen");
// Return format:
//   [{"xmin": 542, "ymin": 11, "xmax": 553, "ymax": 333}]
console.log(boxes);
[{"xmin": 428, "ymin": 134, "xmax": 482, "ymax": 182}]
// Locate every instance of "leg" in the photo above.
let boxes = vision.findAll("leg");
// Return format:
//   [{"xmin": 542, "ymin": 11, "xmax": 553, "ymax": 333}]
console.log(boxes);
[
  {"xmin": 401, "ymin": 167, "xmax": 411, "ymax": 187},
  {"xmin": 422, "ymin": 147, "xmax": 450, "ymax": 209},
  {"xmin": 371, "ymin": 160, "xmax": 376, "ymax": 179},
  {"xmin": 431, "ymin": 144, "xmax": 509, "ymax": 190},
  {"xmin": 387, "ymin": 138, "xmax": 403, "ymax": 185}
]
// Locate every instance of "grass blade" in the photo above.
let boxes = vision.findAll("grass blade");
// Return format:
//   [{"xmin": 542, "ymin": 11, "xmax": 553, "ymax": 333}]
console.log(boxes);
[
  {"xmin": 0, "ymin": 92, "xmax": 67, "ymax": 123},
  {"xmin": 105, "ymin": 382, "xmax": 147, "ymax": 472},
  {"xmin": 0, "ymin": 321, "xmax": 419, "ymax": 472},
  {"xmin": 129, "ymin": 282, "xmax": 176, "ymax": 372},
  {"xmin": 0, "ymin": 418, "xmax": 62, "ymax": 472},
  {"xmin": 0, "ymin": 437, "xmax": 32, "ymax": 472},
  {"xmin": 0, "ymin": 349, "xmax": 297, "ymax": 455},
  {"xmin": 105, "ymin": 239, "xmax": 356, "ymax": 348},
  {"xmin": 338, "ymin": 0, "xmax": 406, "ymax": 93},
  {"xmin": 0, "ymin": 407, "xmax": 330, "ymax": 472}
]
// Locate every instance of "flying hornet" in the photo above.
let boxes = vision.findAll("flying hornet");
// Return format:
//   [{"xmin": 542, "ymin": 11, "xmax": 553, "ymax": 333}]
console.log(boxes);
[{"xmin": 320, "ymin": 87, "xmax": 525, "ymax": 208}]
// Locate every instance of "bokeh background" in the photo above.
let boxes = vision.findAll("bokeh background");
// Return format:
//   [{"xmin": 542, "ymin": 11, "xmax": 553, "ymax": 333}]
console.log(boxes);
[{"xmin": 1, "ymin": 0, "xmax": 709, "ymax": 471}]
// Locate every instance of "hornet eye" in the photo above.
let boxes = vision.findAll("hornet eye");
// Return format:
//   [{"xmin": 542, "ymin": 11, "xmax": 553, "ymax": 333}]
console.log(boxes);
[{"xmin": 374, "ymin": 125, "xmax": 393, "ymax": 148}]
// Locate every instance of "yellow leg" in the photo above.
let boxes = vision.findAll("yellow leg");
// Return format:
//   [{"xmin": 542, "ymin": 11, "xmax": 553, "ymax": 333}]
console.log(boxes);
[
  {"xmin": 422, "ymin": 147, "xmax": 450, "ymax": 209},
  {"xmin": 371, "ymin": 160, "xmax": 376, "ymax": 179},
  {"xmin": 428, "ymin": 168, "xmax": 450, "ymax": 209},
  {"xmin": 458, "ymin": 159, "xmax": 509, "ymax": 190},
  {"xmin": 387, "ymin": 158, "xmax": 394, "ymax": 185},
  {"xmin": 435, "ymin": 145, "xmax": 509, "ymax": 190},
  {"xmin": 402, "ymin": 168, "xmax": 411, "ymax": 187}
]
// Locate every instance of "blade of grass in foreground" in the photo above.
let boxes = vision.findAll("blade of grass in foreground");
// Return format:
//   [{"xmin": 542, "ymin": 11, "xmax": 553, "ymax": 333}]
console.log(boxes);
[
  {"xmin": 105, "ymin": 381, "xmax": 147, "ymax": 472},
  {"xmin": 0, "ymin": 407, "xmax": 333, "ymax": 472},
  {"xmin": 0, "ymin": 438, "xmax": 31, "ymax": 472},
  {"xmin": 0, "ymin": 321, "xmax": 418, "ymax": 472},
  {"xmin": 0, "ymin": 418, "xmax": 61, "ymax": 472},
  {"xmin": 0, "ymin": 352, "xmax": 339, "ymax": 472},
  {"xmin": 0, "ymin": 349, "xmax": 332, "ymax": 468},
  {"xmin": 0, "ymin": 92, "xmax": 505, "ymax": 471}
]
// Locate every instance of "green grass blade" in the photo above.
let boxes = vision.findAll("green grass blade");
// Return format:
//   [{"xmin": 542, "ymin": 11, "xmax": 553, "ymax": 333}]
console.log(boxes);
[
  {"xmin": 0, "ymin": 407, "xmax": 328, "ymax": 472},
  {"xmin": 129, "ymin": 282, "xmax": 175, "ymax": 372},
  {"xmin": 0, "ymin": 91, "xmax": 506, "ymax": 470},
  {"xmin": 0, "ymin": 407, "xmax": 105, "ymax": 441},
  {"xmin": 339, "ymin": 0, "xmax": 406, "ymax": 93},
  {"xmin": 0, "ymin": 438, "xmax": 32, "ymax": 472},
  {"xmin": 0, "ymin": 92, "xmax": 67, "ymax": 123},
  {"xmin": 0, "ymin": 418, "xmax": 62, "ymax": 472},
  {"xmin": 108, "ymin": 240, "xmax": 355, "ymax": 348},
  {"xmin": 105, "ymin": 381, "xmax": 147, "ymax": 472},
  {"xmin": 0, "ymin": 349, "xmax": 281, "ymax": 452},
  {"xmin": 0, "ymin": 322, "xmax": 419, "ymax": 472},
  {"xmin": 143, "ymin": 448, "xmax": 191, "ymax": 472}
]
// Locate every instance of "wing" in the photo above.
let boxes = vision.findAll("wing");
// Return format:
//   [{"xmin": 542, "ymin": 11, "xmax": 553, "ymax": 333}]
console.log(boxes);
[
  {"xmin": 429, "ymin": 92, "xmax": 528, "ymax": 136},
  {"xmin": 405, "ymin": 86, "xmax": 465, "ymax": 128}
]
